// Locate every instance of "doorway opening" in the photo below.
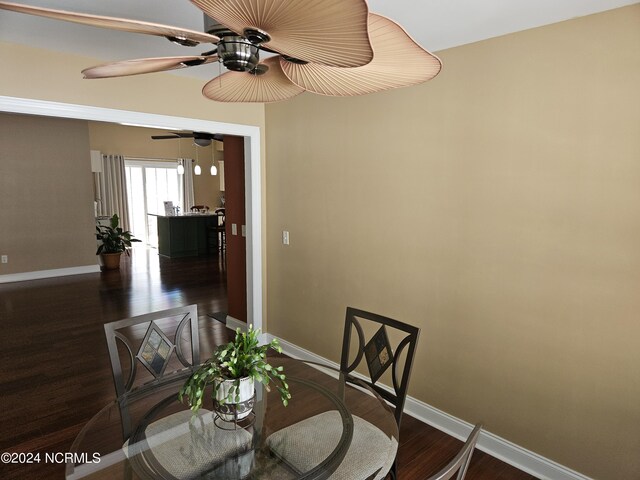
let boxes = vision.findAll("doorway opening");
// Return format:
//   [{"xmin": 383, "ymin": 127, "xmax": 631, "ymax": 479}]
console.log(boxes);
[
  {"xmin": 125, "ymin": 159, "xmax": 184, "ymax": 247},
  {"xmin": 0, "ymin": 96, "xmax": 263, "ymax": 333}
]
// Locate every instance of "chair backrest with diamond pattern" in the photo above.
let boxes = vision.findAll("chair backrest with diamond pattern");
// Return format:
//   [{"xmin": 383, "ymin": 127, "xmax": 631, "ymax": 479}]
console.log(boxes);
[
  {"xmin": 340, "ymin": 307, "xmax": 420, "ymax": 428},
  {"xmin": 104, "ymin": 305, "xmax": 200, "ymax": 400}
]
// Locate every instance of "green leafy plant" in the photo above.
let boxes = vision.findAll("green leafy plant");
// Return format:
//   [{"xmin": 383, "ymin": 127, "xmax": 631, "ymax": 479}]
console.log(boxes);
[
  {"xmin": 179, "ymin": 325, "xmax": 290, "ymax": 413},
  {"xmin": 95, "ymin": 214, "xmax": 140, "ymax": 255}
]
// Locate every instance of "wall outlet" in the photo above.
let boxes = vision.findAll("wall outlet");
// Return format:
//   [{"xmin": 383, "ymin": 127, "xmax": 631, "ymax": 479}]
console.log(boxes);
[
  {"xmin": 282, "ymin": 231, "xmax": 290, "ymax": 245},
  {"xmin": 1, "ymin": 255, "xmax": 7, "ymax": 264}
]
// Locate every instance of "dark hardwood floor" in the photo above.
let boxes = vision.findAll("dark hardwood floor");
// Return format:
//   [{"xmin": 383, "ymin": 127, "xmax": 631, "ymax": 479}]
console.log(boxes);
[{"xmin": 0, "ymin": 247, "xmax": 537, "ymax": 480}]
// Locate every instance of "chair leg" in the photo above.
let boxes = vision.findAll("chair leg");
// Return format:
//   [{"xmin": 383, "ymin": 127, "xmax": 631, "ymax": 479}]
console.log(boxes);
[
  {"xmin": 219, "ymin": 230, "xmax": 226, "ymax": 252},
  {"xmin": 390, "ymin": 460, "xmax": 397, "ymax": 480}
]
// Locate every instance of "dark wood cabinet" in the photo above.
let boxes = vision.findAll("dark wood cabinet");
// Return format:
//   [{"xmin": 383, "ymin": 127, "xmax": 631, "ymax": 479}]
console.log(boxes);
[{"xmin": 155, "ymin": 215, "xmax": 219, "ymax": 258}]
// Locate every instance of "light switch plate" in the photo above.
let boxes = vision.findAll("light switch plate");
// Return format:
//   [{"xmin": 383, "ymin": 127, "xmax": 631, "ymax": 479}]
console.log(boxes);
[
  {"xmin": 241, "ymin": 225, "xmax": 246, "ymax": 237},
  {"xmin": 282, "ymin": 231, "xmax": 290, "ymax": 245},
  {"xmin": 231, "ymin": 224, "xmax": 237, "ymax": 235}
]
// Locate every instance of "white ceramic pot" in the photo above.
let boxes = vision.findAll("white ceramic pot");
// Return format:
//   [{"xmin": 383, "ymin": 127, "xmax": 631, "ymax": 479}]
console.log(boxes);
[{"xmin": 213, "ymin": 377, "xmax": 255, "ymax": 422}]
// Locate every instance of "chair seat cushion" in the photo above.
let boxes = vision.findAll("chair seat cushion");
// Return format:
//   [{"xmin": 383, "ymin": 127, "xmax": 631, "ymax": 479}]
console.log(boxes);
[
  {"xmin": 126, "ymin": 409, "xmax": 253, "ymax": 478},
  {"xmin": 266, "ymin": 410, "xmax": 398, "ymax": 480}
]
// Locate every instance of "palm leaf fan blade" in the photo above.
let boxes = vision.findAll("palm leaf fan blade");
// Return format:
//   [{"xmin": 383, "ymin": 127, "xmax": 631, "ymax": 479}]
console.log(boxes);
[{"xmin": 280, "ymin": 14, "xmax": 442, "ymax": 96}]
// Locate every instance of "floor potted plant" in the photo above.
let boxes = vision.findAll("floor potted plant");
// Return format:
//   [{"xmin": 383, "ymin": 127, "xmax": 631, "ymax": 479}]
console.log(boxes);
[
  {"xmin": 179, "ymin": 325, "xmax": 290, "ymax": 423},
  {"xmin": 96, "ymin": 214, "xmax": 140, "ymax": 271}
]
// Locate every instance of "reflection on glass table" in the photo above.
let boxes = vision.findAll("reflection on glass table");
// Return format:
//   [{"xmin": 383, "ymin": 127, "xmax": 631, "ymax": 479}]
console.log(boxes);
[{"xmin": 65, "ymin": 357, "xmax": 398, "ymax": 480}]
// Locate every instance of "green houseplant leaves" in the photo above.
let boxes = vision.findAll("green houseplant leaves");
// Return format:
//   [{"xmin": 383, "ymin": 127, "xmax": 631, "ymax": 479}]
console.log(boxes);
[
  {"xmin": 95, "ymin": 214, "xmax": 141, "ymax": 255},
  {"xmin": 179, "ymin": 325, "xmax": 290, "ymax": 413}
]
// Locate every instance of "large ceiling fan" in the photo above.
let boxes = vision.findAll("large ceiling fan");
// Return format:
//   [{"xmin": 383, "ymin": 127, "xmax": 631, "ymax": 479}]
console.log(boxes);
[{"xmin": 0, "ymin": 0, "xmax": 442, "ymax": 103}]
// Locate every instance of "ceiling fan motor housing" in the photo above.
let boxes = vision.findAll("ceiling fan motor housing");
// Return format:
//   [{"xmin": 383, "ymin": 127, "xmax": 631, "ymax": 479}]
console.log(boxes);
[
  {"xmin": 204, "ymin": 16, "xmax": 270, "ymax": 73},
  {"xmin": 217, "ymin": 36, "xmax": 260, "ymax": 72}
]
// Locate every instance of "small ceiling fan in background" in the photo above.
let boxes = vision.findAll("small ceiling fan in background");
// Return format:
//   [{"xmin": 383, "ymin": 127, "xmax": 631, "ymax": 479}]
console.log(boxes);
[
  {"xmin": 0, "ymin": 0, "xmax": 442, "ymax": 103},
  {"xmin": 151, "ymin": 131, "xmax": 223, "ymax": 147}
]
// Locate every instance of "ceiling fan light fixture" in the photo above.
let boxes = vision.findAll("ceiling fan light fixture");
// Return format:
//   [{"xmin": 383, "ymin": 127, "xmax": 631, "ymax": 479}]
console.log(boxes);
[
  {"xmin": 193, "ymin": 138, "xmax": 212, "ymax": 147},
  {"xmin": 217, "ymin": 36, "xmax": 260, "ymax": 72},
  {"xmin": 210, "ymin": 144, "xmax": 217, "ymax": 176},
  {"xmin": 194, "ymin": 148, "xmax": 201, "ymax": 175}
]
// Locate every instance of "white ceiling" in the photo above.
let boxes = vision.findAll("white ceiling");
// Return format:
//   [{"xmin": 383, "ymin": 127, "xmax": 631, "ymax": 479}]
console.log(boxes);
[{"xmin": 0, "ymin": 0, "xmax": 637, "ymax": 81}]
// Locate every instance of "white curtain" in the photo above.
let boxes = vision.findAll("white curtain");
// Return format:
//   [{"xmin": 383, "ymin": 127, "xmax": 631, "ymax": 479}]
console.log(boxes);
[
  {"xmin": 182, "ymin": 158, "xmax": 195, "ymax": 212},
  {"xmin": 95, "ymin": 154, "xmax": 131, "ymax": 231}
]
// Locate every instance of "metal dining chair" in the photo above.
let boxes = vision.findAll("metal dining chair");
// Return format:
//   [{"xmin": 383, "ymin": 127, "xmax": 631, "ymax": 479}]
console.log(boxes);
[
  {"xmin": 267, "ymin": 307, "xmax": 420, "ymax": 479},
  {"xmin": 104, "ymin": 305, "xmax": 200, "ymax": 401},
  {"xmin": 103, "ymin": 305, "xmax": 251, "ymax": 477},
  {"xmin": 190, "ymin": 204, "xmax": 209, "ymax": 212},
  {"xmin": 426, "ymin": 424, "xmax": 482, "ymax": 480}
]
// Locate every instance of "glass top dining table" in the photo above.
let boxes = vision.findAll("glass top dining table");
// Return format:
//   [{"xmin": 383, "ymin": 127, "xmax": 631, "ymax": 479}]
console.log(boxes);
[{"xmin": 65, "ymin": 357, "xmax": 398, "ymax": 480}]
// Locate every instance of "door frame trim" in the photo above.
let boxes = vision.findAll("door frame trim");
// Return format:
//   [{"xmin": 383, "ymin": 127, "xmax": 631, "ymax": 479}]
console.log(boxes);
[{"xmin": 0, "ymin": 95, "xmax": 263, "ymax": 331}]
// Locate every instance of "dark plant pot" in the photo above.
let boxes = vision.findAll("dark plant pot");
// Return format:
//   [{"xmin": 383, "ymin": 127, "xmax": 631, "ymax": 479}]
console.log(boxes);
[{"xmin": 99, "ymin": 252, "xmax": 122, "ymax": 271}]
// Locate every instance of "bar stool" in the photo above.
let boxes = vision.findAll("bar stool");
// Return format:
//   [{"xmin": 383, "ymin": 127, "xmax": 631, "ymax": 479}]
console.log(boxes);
[
  {"xmin": 215, "ymin": 210, "xmax": 225, "ymax": 252},
  {"xmin": 191, "ymin": 205, "xmax": 209, "ymax": 213}
]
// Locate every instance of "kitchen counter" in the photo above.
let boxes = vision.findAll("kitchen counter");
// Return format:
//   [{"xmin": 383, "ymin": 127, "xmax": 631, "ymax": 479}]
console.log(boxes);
[{"xmin": 149, "ymin": 213, "xmax": 222, "ymax": 257}]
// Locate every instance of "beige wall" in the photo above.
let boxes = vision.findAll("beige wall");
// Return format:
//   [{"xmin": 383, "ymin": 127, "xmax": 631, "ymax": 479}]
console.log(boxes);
[
  {"xmin": 0, "ymin": 113, "xmax": 96, "ymax": 274},
  {"xmin": 265, "ymin": 6, "xmax": 640, "ymax": 479}
]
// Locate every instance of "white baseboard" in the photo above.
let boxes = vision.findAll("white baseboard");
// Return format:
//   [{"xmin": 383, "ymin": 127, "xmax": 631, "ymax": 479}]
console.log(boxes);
[
  {"xmin": 0, "ymin": 265, "xmax": 100, "ymax": 284},
  {"xmin": 266, "ymin": 334, "xmax": 593, "ymax": 480},
  {"xmin": 226, "ymin": 315, "xmax": 247, "ymax": 332}
]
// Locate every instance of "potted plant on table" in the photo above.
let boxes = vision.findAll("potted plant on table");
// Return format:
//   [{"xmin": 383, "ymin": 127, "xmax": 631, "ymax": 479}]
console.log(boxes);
[
  {"xmin": 96, "ymin": 214, "xmax": 140, "ymax": 271},
  {"xmin": 179, "ymin": 325, "xmax": 290, "ymax": 422}
]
